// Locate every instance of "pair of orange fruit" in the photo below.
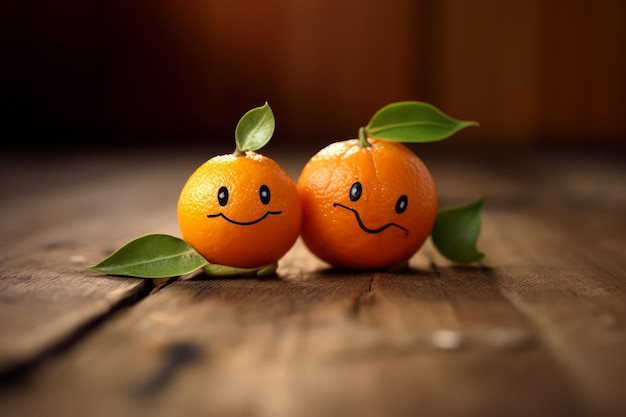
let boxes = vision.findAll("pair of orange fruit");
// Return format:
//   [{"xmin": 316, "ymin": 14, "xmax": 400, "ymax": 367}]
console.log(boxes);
[{"xmin": 178, "ymin": 102, "xmax": 477, "ymax": 271}]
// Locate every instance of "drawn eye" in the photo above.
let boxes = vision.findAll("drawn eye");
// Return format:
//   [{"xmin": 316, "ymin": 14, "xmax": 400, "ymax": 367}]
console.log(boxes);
[
  {"xmin": 396, "ymin": 194, "xmax": 409, "ymax": 214},
  {"xmin": 218, "ymin": 186, "xmax": 229, "ymax": 206},
  {"xmin": 395, "ymin": 195, "xmax": 408, "ymax": 214},
  {"xmin": 259, "ymin": 184, "xmax": 271, "ymax": 205},
  {"xmin": 349, "ymin": 182, "xmax": 362, "ymax": 202}
]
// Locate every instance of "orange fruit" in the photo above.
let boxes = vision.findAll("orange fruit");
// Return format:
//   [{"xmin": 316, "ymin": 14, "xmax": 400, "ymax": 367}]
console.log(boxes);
[
  {"xmin": 178, "ymin": 152, "xmax": 301, "ymax": 268},
  {"xmin": 297, "ymin": 139, "xmax": 437, "ymax": 269}
]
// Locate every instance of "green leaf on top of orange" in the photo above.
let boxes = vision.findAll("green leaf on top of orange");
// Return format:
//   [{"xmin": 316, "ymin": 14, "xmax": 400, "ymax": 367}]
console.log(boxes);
[
  {"xmin": 235, "ymin": 102, "xmax": 275, "ymax": 154},
  {"xmin": 363, "ymin": 101, "xmax": 478, "ymax": 144}
]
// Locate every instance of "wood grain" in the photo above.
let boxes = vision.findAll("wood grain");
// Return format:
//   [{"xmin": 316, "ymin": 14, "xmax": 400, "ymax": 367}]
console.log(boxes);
[
  {"xmin": 0, "ymin": 150, "xmax": 189, "ymax": 376},
  {"xmin": 0, "ymin": 147, "xmax": 624, "ymax": 417}
]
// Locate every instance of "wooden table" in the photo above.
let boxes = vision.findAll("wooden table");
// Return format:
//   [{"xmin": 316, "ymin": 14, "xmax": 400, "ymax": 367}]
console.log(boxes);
[{"xmin": 1, "ymin": 145, "xmax": 625, "ymax": 417}]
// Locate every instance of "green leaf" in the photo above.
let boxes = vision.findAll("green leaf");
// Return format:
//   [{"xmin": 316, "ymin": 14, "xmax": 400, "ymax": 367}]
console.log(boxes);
[
  {"xmin": 89, "ymin": 234, "xmax": 209, "ymax": 278},
  {"xmin": 235, "ymin": 102, "xmax": 275, "ymax": 153},
  {"xmin": 365, "ymin": 101, "xmax": 478, "ymax": 143},
  {"xmin": 431, "ymin": 198, "xmax": 486, "ymax": 263},
  {"xmin": 203, "ymin": 262, "xmax": 278, "ymax": 277}
]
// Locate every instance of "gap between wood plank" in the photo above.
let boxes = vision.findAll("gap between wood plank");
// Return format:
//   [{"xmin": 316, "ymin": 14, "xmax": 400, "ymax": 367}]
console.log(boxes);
[{"xmin": 0, "ymin": 280, "xmax": 154, "ymax": 384}]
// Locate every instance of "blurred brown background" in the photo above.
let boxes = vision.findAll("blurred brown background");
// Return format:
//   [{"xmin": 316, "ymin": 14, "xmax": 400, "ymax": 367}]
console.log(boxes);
[{"xmin": 2, "ymin": 0, "xmax": 625, "ymax": 152}]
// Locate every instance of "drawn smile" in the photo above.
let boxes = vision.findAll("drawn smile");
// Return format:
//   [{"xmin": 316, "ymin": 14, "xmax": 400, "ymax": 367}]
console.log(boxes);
[
  {"xmin": 333, "ymin": 203, "xmax": 408, "ymax": 235},
  {"xmin": 207, "ymin": 210, "xmax": 282, "ymax": 226}
]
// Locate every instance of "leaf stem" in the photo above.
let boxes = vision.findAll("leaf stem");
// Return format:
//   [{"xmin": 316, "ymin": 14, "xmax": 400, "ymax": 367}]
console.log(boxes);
[
  {"xmin": 358, "ymin": 126, "xmax": 372, "ymax": 148},
  {"xmin": 232, "ymin": 148, "xmax": 245, "ymax": 157}
]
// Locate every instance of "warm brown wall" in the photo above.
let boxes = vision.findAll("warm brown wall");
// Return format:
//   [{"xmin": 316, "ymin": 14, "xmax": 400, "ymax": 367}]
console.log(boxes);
[
  {"xmin": 434, "ymin": 0, "xmax": 626, "ymax": 145},
  {"xmin": 101, "ymin": 0, "xmax": 423, "ymax": 146},
  {"xmin": 2, "ymin": 0, "xmax": 625, "ymax": 150}
]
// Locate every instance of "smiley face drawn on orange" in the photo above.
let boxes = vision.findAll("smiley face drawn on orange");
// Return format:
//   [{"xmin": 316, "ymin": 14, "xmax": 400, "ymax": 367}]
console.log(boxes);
[
  {"xmin": 207, "ymin": 183, "xmax": 282, "ymax": 225},
  {"xmin": 297, "ymin": 139, "xmax": 438, "ymax": 270},
  {"xmin": 178, "ymin": 153, "xmax": 301, "ymax": 268}
]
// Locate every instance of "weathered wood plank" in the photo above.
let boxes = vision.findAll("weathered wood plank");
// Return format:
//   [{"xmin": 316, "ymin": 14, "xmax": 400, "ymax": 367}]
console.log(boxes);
[
  {"xmin": 1, "ymin": 226, "xmax": 614, "ymax": 417},
  {"xmin": 0, "ymin": 150, "xmax": 192, "ymax": 376},
  {"xmin": 0, "ymin": 266, "xmax": 149, "ymax": 377},
  {"xmin": 0, "ymin": 246, "xmax": 594, "ymax": 417},
  {"xmin": 483, "ymin": 207, "xmax": 626, "ymax": 417},
  {"xmin": 431, "ymin": 149, "xmax": 626, "ymax": 415},
  {"xmin": 0, "ymin": 148, "xmax": 305, "ymax": 377},
  {"xmin": 0, "ymin": 148, "xmax": 624, "ymax": 417}
]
